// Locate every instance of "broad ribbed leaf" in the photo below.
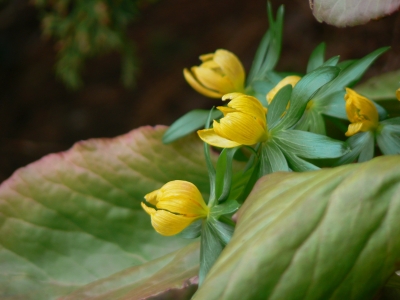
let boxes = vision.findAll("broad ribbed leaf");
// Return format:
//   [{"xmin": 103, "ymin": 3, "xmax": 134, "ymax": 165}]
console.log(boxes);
[
  {"xmin": 195, "ymin": 156, "xmax": 400, "ymax": 299},
  {"xmin": 61, "ymin": 242, "xmax": 200, "ymax": 300},
  {"xmin": 355, "ymin": 70, "xmax": 400, "ymax": 101},
  {"xmin": 311, "ymin": 0, "xmax": 400, "ymax": 27},
  {"xmin": 0, "ymin": 126, "xmax": 210, "ymax": 299}
]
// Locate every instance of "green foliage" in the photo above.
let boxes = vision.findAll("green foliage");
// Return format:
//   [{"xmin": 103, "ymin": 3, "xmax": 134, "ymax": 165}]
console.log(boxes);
[
  {"xmin": 2, "ymin": 2, "xmax": 400, "ymax": 299},
  {"xmin": 163, "ymin": 110, "xmax": 222, "ymax": 144},
  {"xmin": 62, "ymin": 242, "xmax": 199, "ymax": 300},
  {"xmin": 195, "ymin": 156, "xmax": 400, "ymax": 299},
  {"xmin": 0, "ymin": 126, "xmax": 210, "ymax": 299},
  {"xmin": 355, "ymin": 70, "xmax": 400, "ymax": 101},
  {"xmin": 34, "ymin": 0, "xmax": 148, "ymax": 89}
]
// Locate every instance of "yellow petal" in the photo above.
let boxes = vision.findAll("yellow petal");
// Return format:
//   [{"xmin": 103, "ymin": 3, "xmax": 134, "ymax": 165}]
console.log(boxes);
[
  {"xmin": 183, "ymin": 68, "xmax": 222, "ymax": 98},
  {"xmin": 227, "ymin": 94, "xmax": 267, "ymax": 127},
  {"xmin": 192, "ymin": 66, "xmax": 235, "ymax": 94},
  {"xmin": 217, "ymin": 106, "xmax": 237, "ymax": 116},
  {"xmin": 199, "ymin": 53, "xmax": 214, "ymax": 62},
  {"xmin": 267, "ymin": 75, "xmax": 301, "ymax": 104},
  {"xmin": 222, "ymin": 93, "xmax": 245, "ymax": 101},
  {"xmin": 396, "ymin": 88, "xmax": 400, "ymax": 101},
  {"xmin": 141, "ymin": 202, "xmax": 156, "ymax": 216},
  {"xmin": 144, "ymin": 189, "xmax": 160, "ymax": 206},
  {"xmin": 213, "ymin": 49, "xmax": 245, "ymax": 91},
  {"xmin": 345, "ymin": 122, "xmax": 363, "ymax": 137},
  {"xmin": 222, "ymin": 93, "xmax": 267, "ymax": 128},
  {"xmin": 345, "ymin": 88, "xmax": 378, "ymax": 125},
  {"xmin": 151, "ymin": 209, "xmax": 200, "ymax": 236},
  {"xmin": 197, "ymin": 128, "xmax": 242, "ymax": 148},
  {"xmin": 214, "ymin": 112, "xmax": 267, "ymax": 145},
  {"xmin": 156, "ymin": 181, "xmax": 208, "ymax": 217}
]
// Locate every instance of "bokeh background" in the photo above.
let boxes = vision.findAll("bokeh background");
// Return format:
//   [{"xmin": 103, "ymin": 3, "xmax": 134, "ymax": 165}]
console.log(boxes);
[{"xmin": 0, "ymin": 0, "xmax": 399, "ymax": 182}]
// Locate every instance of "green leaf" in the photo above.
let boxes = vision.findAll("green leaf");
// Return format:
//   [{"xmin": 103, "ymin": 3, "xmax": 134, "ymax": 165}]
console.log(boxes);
[
  {"xmin": 199, "ymin": 221, "xmax": 223, "ymax": 286},
  {"xmin": 273, "ymin": 130, "xmax": 348, "ymax": 159},
  {"xmin": 320, "ymin": 55, "xmax": 340, "ymax": 67},
  {"xmin": 355, "ymin": 70, "xmax": 400, "ymax": 101},
  {"xmin": 306, "ymin": 42, "xmax": 326, "ymax": 73},
  {"xmin": 208, "ymin": 217, "xmax": 234, "ymax": 245},
  {"xmin": 267, "ymin": 84, "xmax": 292, "ymax": 128},
  {"xmin": 282, "ymin": 151, "xmax": 320, "ymax": 172},
  {"xmin": 0, "ymin": 126, "xmax": 212, "ymax": 299},
  {"xmin": 311, "ymin": 0, "xmax": 400, "ymax": 27},
  {"xmin": 274, "ymin": 66, "xmax": 340, "ymax": 131},
  {"xmin": 62, "ymin": 242, "xmax": 200, "ymax": 300},
  {"xmin": 260, "ymin": 141, "xmax": 289, "ymax": 175},
  {"xmin": 235, "ymin": 162, "xmax": 261, "ymax": 204},
  {"xmin": 195, "ymin": 156, "xmax": 400, "ymax": 299},
  {"xmin": 204, "ymin": 108, "xmax": 218, "ymax": 204},
  {"xmin": 315, "ymin": 47, "xmax": 389, "ymax": 102},
  {"xmin": 178, "ymin": 220, "xmax": 202, "ymax": 239},
  {"xmin": 294, "ymin": 108, "xmax": 326, "ymax": 135},
  {"xmin": 247, "ymin": 4, "xmax": 284, "ymax": 84},
  {"xmin": 210, "ymin": 201, "xmax": 240, "ymax": 217},
  {"xmin": 377, "ymin": 124, "xmax": 400, "ymax": 155},
  {"xmin": 163, "ymin": 109, "xmax": 222, "ymax": 144},
  {"xmin": 333, "ymin": 131, "xmax": 375, "ymax": 166},
  {"xmin": 215, "ymin": 148, "xmax": 240, "ymax": 203}
]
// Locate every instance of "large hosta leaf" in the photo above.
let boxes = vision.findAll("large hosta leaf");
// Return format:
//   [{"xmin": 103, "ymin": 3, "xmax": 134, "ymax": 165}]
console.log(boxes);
[
  {"xmin": 195, "ymin": 155, "xmax": 400, "ymax": 299},
  {"xmin": 311, "ymin": 0, "xmax": 400, "ymax": 27},
  {"xmin": 0, "ymin": 126, "xmax": 210, "ymax": 299},
  {"xmin": 61, "ymin": 242, "xmax": 200, "ymax": 300},
  {"xmin": 355, "ymin": 70, "xmax": 400, "ymax": 101}
]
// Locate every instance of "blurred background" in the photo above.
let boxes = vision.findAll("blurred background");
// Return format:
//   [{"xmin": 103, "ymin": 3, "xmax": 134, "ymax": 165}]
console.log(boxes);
[{"xmin": 0, "ymin": 0, "xmax": 399, "ymax": 182}]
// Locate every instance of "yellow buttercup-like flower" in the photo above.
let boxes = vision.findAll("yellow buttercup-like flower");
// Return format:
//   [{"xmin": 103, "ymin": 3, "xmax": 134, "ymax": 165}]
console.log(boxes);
[
  {"xmin": 396, "ymin": 88, "xmax": 400, "ymax": 101},
  {"xmin": 266, "ymin": 75, "xmax": 301, "ymax": 104},
  {"xmin": 141, "ymin": 180, "xmax": 209, "ymax": 236},
  {"xmin": 183, "ymin": 49, "xmax": 245, "ymax": 98},
  {"xmin": 344, "ymin": 88, "xmax": 379, "ymax": 137},
  {"xmin": 197, "ymin": 93, "xmax": 268, "ymax": 148}
]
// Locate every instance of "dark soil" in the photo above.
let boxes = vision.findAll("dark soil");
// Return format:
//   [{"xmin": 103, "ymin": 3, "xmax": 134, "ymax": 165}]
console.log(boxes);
[{"xmin": 0, "ymin": 0, "xmax": 399, "ymax": 182}]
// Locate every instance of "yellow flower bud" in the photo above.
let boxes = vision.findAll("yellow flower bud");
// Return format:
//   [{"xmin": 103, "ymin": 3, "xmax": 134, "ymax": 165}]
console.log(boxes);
[
  {"xmin": 141, "ymin": 180, "xmax": 209, "ymax": 236},
  {"xmin": 266, "ymin": 75, "xmax": 301, "ymax": 104},
  {"xmin": 396, "ymin": 88, "xmax": 400, "ymax": 101},
  {"xmin": 183, "ymin": 49, "xmax": 245, "ymax": 98},
  {"xmin": 197, "ymin": 93, "xmax": 268, "ymax": 148},
  {"xmin": 344, "ymin": 88, "xmax": 379, "ymax": 137}
]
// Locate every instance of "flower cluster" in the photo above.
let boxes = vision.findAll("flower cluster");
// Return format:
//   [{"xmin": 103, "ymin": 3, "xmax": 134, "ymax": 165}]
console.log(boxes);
[{"xmin": 141, "ymin": 7, "xmax": 400, "ymax": 286}]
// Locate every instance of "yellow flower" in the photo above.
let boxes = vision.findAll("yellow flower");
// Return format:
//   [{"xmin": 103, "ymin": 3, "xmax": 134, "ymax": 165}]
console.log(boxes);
[
  {"xmin": 183, "ymin": 49, "xmax": 245, "ymax": 98},
  {"xmin": 197, "ymin": 93, "xmax": 268, "ymax": 148},
  {"xmin": 396, "ymin": 88, "xmax": 400, "ymax": 101},
  {"xmin": 266, "ymin": 75, "xmax": 301, "ymax": 104},
  {"xmin": 344, "ymin": 88, "xmax": 379, "ymax": 137},
  {"xmin": 141, "ymin": 180, "xmax": 209, "ymax": 236}
]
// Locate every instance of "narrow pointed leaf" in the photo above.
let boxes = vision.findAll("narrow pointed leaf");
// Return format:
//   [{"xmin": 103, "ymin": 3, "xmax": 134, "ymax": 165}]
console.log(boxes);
[
  {"xmin": 273, "ymin": 129, "xmax": 348, "ymax": 159},
  {"xmin": 315, "ymin": 47, "xmax": 389, "ymax": 101},
  {"xmin": 274, "ymin": 66, "xmax": 340, "ymax": 130},
  {"xmin": 163, "ymin": 109, "xmax": 222, "ymax": 144},
  {"xmin": 260, "ymin": 141, "xmax": 289, "ymax": 175},
  {"xmin": 306, "ymin": 43, "xmax": 326, "ymax": 73}
]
